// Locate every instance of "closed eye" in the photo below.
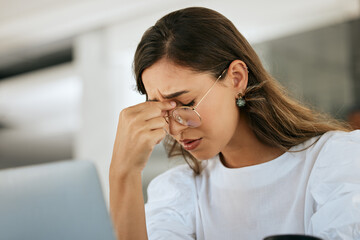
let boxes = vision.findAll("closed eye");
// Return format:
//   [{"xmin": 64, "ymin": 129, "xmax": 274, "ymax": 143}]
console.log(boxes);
[{"xmin": 183, "ymin": 100, "xmax": 195, "ymax": 107}]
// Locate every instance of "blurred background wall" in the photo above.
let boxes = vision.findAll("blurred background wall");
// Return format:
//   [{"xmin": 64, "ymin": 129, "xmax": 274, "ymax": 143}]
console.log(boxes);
[{"xmin": 0, "ymin": 0, "xmax": 359, "ymax": 204}]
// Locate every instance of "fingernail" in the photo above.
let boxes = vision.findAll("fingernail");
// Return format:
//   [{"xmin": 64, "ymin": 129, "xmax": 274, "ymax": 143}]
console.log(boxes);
[{"xmin": 170, "ymin": 101, "xmax": 176, "ymax": 107}]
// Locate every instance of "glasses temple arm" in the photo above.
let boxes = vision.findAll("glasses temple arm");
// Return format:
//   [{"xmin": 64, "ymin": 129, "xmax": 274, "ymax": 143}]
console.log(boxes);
[{"xmin": 193, "ymin": 70, "xmax": 225, "ymax": 110}]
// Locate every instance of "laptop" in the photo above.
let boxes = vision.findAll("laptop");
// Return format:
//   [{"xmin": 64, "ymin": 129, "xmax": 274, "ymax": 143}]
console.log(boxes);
[{"xmin": 0, "ymin": 160, "xmax": 116, "ymax": 240}]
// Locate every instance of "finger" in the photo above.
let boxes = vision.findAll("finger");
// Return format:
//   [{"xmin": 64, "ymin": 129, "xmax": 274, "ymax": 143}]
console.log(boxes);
[
  {"xmin": 136, "ymin": 101, "xmax": 177, "ymax": 120},
  {"xmin": 150, "ymin": 128, "xmax": 167, "ymax": 145},
  {"xmin": 158, "ymin": 101, "xmax": 177, "ymax": 110},
  {"xmin": 137, "ymin": 101, "xmax": 176, "ymax": 112},
  {"xmin": 145, "ymin": 117, "xmax": 168, "ymax": 130}
]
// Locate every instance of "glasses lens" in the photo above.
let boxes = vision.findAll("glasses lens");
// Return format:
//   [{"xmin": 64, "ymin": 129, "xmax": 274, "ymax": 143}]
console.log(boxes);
[{"xmin": 172, "ymin": 108, "xmax": 201, "ymax": 128}]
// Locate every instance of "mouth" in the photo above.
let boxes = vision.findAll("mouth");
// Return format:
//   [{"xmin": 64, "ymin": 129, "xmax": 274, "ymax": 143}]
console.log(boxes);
[{"xmin": 180, "ymin": 138, "xmax": 203, "ymax": 151}]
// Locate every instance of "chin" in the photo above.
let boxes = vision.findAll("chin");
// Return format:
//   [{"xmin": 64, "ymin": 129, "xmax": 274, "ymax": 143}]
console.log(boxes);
[{"xmin": 189, "ymin": 150, "xmax": 219, "ymax": 161}]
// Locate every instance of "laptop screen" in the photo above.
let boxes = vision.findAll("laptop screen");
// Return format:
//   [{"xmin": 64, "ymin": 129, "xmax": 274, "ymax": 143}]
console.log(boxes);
[{"xmin": 0, "ymin": 160, "xmax": 116, "ymax": 240}]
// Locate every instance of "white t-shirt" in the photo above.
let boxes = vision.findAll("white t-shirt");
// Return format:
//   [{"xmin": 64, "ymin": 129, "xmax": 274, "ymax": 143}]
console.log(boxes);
[{"xmin": 145, "ymin": 130, "xmax": 360, "ymax": 240}]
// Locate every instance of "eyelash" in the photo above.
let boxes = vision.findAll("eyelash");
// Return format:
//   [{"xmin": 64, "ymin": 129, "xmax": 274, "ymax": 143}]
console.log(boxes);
[{"xmin": 182, "ymin": 100, "xmax": 195, "ymax": 107}]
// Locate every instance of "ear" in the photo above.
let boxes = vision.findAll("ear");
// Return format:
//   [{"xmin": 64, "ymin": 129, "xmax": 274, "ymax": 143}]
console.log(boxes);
[{"xmin": 226, "ymin": 60, "xmax": 248, "ymax": 97}]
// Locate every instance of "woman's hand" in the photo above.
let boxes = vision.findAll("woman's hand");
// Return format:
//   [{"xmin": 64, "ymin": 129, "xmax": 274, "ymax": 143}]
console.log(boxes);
[
  {"xmin": 109, "ymin": 100, "xmax": 176, "ymax": 240},
  {"xmin": 111, "ymin": 100, "xmax": 176, "ymax": 175}
]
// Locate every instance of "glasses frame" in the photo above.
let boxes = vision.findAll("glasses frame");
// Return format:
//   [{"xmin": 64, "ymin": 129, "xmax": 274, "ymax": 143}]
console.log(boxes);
[{"xmin": 165, "ymin": 68, "xmax": 228, "ymax": 128}]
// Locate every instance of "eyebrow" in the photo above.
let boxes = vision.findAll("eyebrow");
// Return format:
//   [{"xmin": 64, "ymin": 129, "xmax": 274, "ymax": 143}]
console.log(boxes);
[{"xmin": 148, "ymin": 90, "xmax": 189, "ymax": 101}]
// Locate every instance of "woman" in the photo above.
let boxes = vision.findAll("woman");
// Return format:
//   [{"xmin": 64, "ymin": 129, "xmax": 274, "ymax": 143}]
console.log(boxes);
[{"xmin": 109, "ymin": 7, "xmax": 360, "ymax": 240}]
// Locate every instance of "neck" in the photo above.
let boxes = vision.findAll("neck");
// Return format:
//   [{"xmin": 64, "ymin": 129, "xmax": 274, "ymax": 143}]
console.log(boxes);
[{"xmin": 220, "ymin": 113, "xmax": 284, "ymax": 168}]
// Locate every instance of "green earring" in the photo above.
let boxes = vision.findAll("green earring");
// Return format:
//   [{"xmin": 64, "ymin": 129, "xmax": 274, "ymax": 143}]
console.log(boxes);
[{"xmin": 236, "ymin": 93, "xmax": 246, "ymax": 107}]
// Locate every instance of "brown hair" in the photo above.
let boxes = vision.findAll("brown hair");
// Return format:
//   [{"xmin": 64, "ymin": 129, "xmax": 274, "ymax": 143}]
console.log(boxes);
[{"xmin": 133, "ymin": 7, "xmax": 351, "ymax": 174}]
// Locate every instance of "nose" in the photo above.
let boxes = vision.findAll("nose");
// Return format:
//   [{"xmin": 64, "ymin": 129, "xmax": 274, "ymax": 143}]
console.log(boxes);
[{"xmin": 167, "ymin": 117, "xmax": 188, "ymax": 136}]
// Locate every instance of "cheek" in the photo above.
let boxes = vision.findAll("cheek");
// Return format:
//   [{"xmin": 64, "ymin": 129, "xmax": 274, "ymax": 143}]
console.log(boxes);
[
  {"xmin": 190, "ymin": 94, "xmax": 239, "ymax": 160},
  {"xmin": 199, "ymin": 91, "xmax": 239, "ymax": 137}
]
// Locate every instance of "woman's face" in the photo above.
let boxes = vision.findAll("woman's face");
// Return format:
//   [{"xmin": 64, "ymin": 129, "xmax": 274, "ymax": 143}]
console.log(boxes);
[{"xmin": 142, "ymin": 58, "xmax": 242, "ymax": 160}]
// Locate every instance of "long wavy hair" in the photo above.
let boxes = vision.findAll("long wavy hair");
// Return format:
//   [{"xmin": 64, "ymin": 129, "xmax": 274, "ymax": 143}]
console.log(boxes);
[{"xmin": 133, "ymin": 7, "xmax": 351, "ymax": 174}]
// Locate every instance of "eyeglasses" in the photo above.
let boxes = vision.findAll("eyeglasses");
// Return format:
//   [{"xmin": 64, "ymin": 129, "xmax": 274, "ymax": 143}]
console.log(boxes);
[{"xmin": 164, "ymin": 68, "xmax": 228, "ymax": 128}]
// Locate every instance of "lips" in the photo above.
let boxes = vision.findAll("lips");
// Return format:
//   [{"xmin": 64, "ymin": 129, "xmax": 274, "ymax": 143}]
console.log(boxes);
[{"xmin": 180, "ymin": 138, "xmax": 202, "ymax": 151}]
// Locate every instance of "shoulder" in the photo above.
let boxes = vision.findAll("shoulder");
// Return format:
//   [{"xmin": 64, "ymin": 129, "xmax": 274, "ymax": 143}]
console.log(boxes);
[
  {"xmin": 318, "ymin": 129, "xmax": 360, "ymax": 146},
  {"xmin": 146, "ymin": 164, "xmax": 196, "ymax": 203},
  {"xmin": 308, "ymin": 130, "xmax": 360, "ymax": 201},
  {"xmin": 305, "ymin": 130, "xmax": 360, "ymax": 238},
  {"xmin": 313, "ymin": 130, "xmax": 360, "ymax": 167},
  {"xmin": 294, "ymin": 130, "xmax": 360, "ymax": 159},
  {"xmin": 145, "ymin": 164, "xmax": 197, "ymax": 238}
]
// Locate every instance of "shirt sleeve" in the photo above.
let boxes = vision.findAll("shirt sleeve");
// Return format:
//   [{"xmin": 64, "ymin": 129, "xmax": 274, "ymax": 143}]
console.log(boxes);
[
  {"xmin": 145, "ymin": 164, "xmax": 196, "ymax": 240},
  {"xmin": 308, "ymin": 130, "xmax": 360, "ymax": 239}
]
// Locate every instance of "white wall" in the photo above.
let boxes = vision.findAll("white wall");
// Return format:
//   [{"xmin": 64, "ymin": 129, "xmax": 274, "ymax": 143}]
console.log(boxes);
[{"xmin": 0, "ymin": 64, "xmax": 80, "ymax": 168}]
